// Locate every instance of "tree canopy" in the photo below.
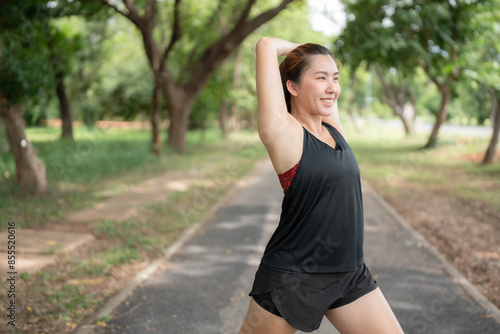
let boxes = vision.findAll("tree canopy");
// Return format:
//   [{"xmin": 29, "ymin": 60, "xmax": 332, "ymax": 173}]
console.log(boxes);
[{"xmin": 336, "ymin": 0, "xmax": 498, "ymax": 148}]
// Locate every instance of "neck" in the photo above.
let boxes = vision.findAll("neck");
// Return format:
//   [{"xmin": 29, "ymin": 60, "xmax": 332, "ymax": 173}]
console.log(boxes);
[{"xmin": 291, "ymin": 108, "xmax": 324, "ymax": 134}]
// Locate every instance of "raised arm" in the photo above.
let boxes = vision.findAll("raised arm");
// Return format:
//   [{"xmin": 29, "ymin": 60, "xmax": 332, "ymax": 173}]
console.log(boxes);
[
  {"xmin": 255, "ymin": 37, "xmax": 298, "ymax": 127},
  {"xmin": 255, "ymin": 37, "xmax": 303, "ymax": 174}
]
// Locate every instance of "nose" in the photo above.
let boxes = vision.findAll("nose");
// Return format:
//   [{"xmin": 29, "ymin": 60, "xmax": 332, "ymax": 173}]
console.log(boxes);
[{"xmin": 326, "ymin": 79, "xmax": 339, "ymax": 96}]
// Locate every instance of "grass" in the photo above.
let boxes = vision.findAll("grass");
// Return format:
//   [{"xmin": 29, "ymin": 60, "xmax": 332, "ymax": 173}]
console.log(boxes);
[
  {"xmin": 0, "ymin": 125, "xmax": 268, "ymax": 333},
  {"xmin": 345, "ymin": 121, "xmax": 500, "ymax": 212},
  {"xmin": 0, "ymin": 126, "xmax": 264, "ymax": 230}
]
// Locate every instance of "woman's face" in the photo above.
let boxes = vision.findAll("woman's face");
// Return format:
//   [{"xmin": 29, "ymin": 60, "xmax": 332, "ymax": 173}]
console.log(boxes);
[{"xmin": 289, "ymin": 54, "xmax": 340, "ymax": 117}]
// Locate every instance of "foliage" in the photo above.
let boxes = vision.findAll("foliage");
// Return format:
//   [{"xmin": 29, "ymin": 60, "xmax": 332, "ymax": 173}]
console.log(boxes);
[
  {"xmin": 164, "ymin": 0, "xmax": 296, "ymax": 84},
  {"xmin": 0, "ymin": 0, "xmax": 327, "ymax": 132},
  {"xmin": 48, "ymin": 18, "xmax": 85, "ymax": 77},
  {"xmin": 32, "ymin": 14, "xmax": 153, "ymax": 125},
  {"xmin": 0, "ymin": 1, "xmax": 115, "ymax": 128},
  {"xmin": 191, "ymin": 0, "xmax": 329, "ymax": 130},
  {"xmin": 190, "ymin": 66, "xmax": 230, "ymax": 129},
  {"xmin": 461, "ymin": 0, "xmax": 500, "ymax": 91},
  {"xmin": 97, "ymin": 16, "xmax": 152, "ymax": 121},
  {"xmin": 72, "ymin": 19, "xmax": 111, "ymax": 126},
  {"xmin": 449, "ymin": 80, "xmax": 492, "ymax": 125},
  {"xmin": 337, "ymin": 0, "xmax": 478, "ymax": 77},
  {"xmin": 335, "ymin": 0, "xmax": 499, "ymax": 126},
  {"xmin": 0, "ymin": 1, "xmax": 55, "ymax": 104}
]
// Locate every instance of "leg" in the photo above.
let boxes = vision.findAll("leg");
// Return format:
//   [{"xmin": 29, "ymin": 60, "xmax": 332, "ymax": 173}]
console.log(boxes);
[
  {"xmin": 238, "ymin": 298, "xmax": 297, "ymax": 334},
  {"xmin": 325, "ymin": 288, "xmax": 404, "ymax": 334}
]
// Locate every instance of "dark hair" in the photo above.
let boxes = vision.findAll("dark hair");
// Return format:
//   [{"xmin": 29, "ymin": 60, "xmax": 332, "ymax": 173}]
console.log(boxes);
[{"xmin": 279, "ymin": 43, "xmax": 334, "ymax": 113}]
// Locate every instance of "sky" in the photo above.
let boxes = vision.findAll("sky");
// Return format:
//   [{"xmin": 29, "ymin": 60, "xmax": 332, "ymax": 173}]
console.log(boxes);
[{"xmin": 307, "ymin": 0, "xmax": 346, "ymax": 37}]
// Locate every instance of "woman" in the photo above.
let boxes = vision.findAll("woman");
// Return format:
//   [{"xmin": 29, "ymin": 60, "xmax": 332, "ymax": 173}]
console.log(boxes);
[{"xmin": 238, "ymin": 37, "xmax": 404, "ymax": 334}]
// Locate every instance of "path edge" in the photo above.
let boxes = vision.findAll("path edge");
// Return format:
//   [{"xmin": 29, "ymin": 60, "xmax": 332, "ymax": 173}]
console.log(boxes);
[
  {"xmin": 74, "ymin": 158, "xmax": 269, "ymax": 334},
  {"xmin": 362, "ymin": 180, "xmax": 500, "ymax": 324}
]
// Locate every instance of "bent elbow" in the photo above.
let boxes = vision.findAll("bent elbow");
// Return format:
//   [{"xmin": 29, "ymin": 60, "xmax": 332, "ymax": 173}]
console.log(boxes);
[{"xmin": 256, "ymin": 37, "xmax": 271, "ymax": 52}]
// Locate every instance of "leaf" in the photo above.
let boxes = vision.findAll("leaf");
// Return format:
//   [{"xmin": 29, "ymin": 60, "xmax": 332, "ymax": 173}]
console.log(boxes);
[
  {"xmin": 28, "ymin": 316, "xmax": 40, "ymax": 324},
  {"xmin": 441, "ymin": 63, "xmax": 455, "ymax": 75}
]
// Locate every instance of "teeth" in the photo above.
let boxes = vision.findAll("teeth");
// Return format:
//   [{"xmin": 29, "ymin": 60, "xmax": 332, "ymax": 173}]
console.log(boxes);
[{"xmin": 321, "ymin": 99, "xmax": 333, "ymax": 103}]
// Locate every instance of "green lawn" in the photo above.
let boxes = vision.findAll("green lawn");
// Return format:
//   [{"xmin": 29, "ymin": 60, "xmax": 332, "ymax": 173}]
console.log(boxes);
[
  {"xmin": 1, "ymin": 121, "xmax": 499, "ymax": 230},
  {"xmin": 0, "ymin": 126, "xmax": 267, "ymax": 230},
  {"xmin": 345, "ymin": 121, "xmax": 500, "ymax": 211}
]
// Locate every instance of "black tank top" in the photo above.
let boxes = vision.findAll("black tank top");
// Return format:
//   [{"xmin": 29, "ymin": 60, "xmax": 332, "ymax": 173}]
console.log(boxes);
[{"xmin": 261, "ymin": 122, "xmax": 364, "ymax": 273}]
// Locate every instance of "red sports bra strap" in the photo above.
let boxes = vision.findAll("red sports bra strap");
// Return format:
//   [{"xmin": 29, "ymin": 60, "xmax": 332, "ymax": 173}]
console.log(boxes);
[{"xmin": 278, "ymin": 160, "xmax": 301, "ymax": 191}]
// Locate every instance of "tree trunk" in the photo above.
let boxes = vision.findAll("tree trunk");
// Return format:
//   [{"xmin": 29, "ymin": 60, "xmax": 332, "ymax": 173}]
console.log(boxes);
[
  {"xmin": 167, "ymin": 100, "xmax": 192, "ymax": 153},
  {"xmin": 1, "ymin": 121, "xmax": 9, "ymax": 153},
  {"xmin": 55, "ymin": 71, "xmax": 74, "ymax": 140},
  {"xmin": 409, "ymin": 92, "xmax": 418, "ymax": 132},
  {"xmin": 345, "ymin": 74, "xmax": 361, "ymax": 132},
  {"xmin": 381, "ymin": 95, "xmax": 412, "ymax": 136},
  {"xmin": 376, "ymin": 68, "xmax": 413, "ymax": 136},
  {"xmin": 0, "ymin": 93, "xmax": 47, "ymax": 192},
  {"xmin": 397, "ymin": 110, "xmax": 412, "ymax": 136},
  {"xmin": 425, "ymin": 84, "xmax": 451, "ymax": 148},
  {"xmin": 151, "ymin": 84, "xmax": 162, "ymax": 154},
  {"xmin": 230, "ymin": 49, "xmax": 243, "ymax": 133},
  {"xmin": 219, "ymin": 60, "xmax": 230, "ymax": 138},
  {"xmin": 482, "ymin": 89, "xmax": 500, "ymax": 165},
  {"xmin": 247, "ymin": 109, "xmax": 256, "ymax": 131},
  {"xmin": 46, "ymin": 25, "xmax": 74, "ymax": 140},
  {"xmin": 346, "ymin": 106, "xmax": 361, "ymax": 132},
  {"xmin": 220, "ymin": 98, "xmax": 228, "ymax": 138}
]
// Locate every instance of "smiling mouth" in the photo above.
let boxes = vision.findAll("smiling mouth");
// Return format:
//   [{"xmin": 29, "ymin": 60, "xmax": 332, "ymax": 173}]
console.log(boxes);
[{"xmin": 320, "ymin": 98, "xmax": 333, "ymax": 104}]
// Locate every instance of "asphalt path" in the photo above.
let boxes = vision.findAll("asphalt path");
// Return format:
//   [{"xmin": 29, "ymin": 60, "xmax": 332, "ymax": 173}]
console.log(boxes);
[
  {"xmin": 370, "ymin": 118, "xmax": 493, "ymax": 137},
  {"xmin": 89, "ymin": 159, "xmax": 500, "ymax": 334}
]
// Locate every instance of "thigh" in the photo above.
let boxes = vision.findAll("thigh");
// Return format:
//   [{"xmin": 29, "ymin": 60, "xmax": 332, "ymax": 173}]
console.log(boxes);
[
  {"xmin": 325, "ymin": 288, "xmax": 404, "ymax": 334},
  {"xmin": 238, "ymin": 298, "xmax": 297, "ymax": 334}
]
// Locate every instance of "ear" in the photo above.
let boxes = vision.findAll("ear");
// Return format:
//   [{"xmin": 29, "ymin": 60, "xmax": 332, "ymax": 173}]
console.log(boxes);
[{"xmin": 286, "ymin": 80, "xmax": 299, "ymax": 97}]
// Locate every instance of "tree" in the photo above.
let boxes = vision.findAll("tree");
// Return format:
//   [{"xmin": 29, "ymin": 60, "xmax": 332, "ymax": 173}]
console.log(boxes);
[
  {"xmin": 337, "ymin": 0, "xmax": 480, "ymax": 147},
  {"xmin": 462, "ymin": 1, "xmax": 500, "ymax": 165},
  {"xmin": 0, "ymin": 1, "xmax": 52, "ymax": 192},
  {"xmin": 45, "ymin": 21, "xmax": 85, "ymax": 139},
  {"xmin": 79, "ymin": 0, "xmax": 297, "ymax": 153},
  {"xmin": 215, "ymin": 49, "xmax": 243, "ymax": 138},
  {"xmin": 331, "ymin": 64, "xmax": 367, "ymax": 133},
  {"xmin": 375, "ymin": 66, "xmax": 417, "ymax": 135},
  {"xmin": 484, "ymin": 89, "xmax": 500, "ymax": 164},
  {"xmin": 335, "ymin": 0, "xmax": 420, "ymax": 135},
  {"xmin": 211, "ymin": 0, "xmax": 328, "ymax": 136}
]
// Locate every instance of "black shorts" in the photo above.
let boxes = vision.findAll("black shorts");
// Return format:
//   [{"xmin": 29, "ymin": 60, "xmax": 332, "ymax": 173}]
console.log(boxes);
[{"xmin": 249, "ymin": 263, "xmax": 378, "ymax": 332}]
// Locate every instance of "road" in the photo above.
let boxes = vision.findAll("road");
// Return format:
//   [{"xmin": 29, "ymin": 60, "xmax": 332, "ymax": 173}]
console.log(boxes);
[
  {"xmin": 87, "ymin": 159, "xmax": 500, "ymax": 334},
  {"xmin": 369, "ymin": 118, "xmax": 493, "ymax": 137}
]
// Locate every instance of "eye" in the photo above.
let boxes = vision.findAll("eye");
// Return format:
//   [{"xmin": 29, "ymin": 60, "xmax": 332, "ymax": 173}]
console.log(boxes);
[{"xmin": 318, "ymin": 76, "xmax": 326, "ymax": 80}]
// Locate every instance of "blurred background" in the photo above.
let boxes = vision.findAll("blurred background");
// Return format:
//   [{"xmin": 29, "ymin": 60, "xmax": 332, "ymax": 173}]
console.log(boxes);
[{"xmin": 0, "ymin": 0, "xmax": 499, "ymax": 332}]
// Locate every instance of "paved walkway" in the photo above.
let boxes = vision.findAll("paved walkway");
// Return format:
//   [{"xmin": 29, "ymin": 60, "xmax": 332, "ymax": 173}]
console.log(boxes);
[{"xmin": 74, "ymin": 159, "xmax": 500, "ymax": 334}]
